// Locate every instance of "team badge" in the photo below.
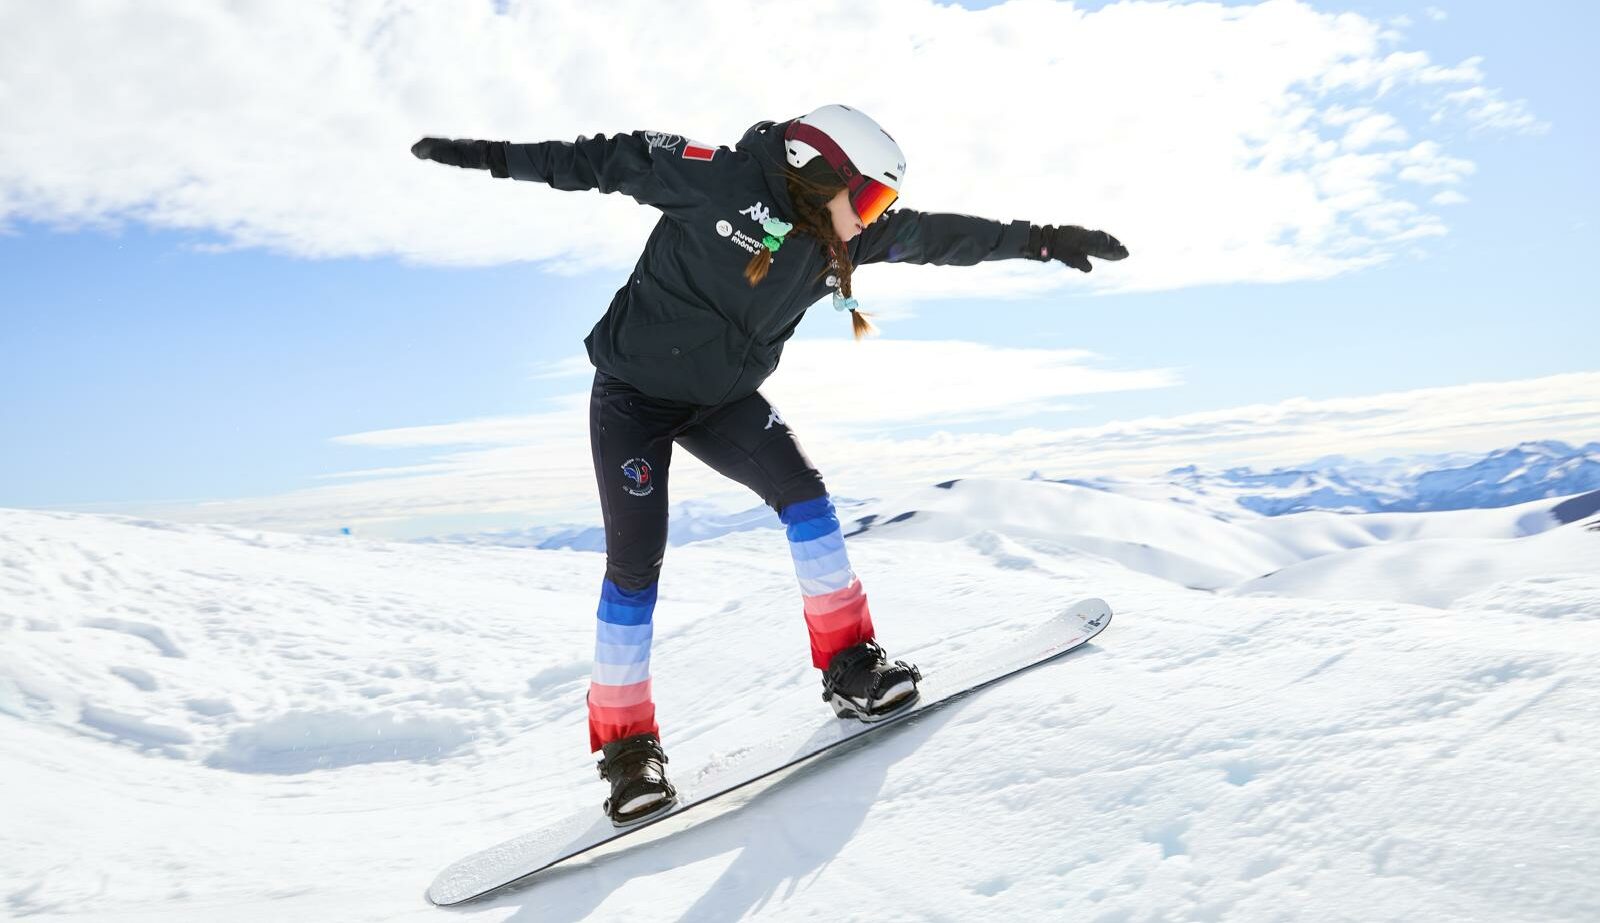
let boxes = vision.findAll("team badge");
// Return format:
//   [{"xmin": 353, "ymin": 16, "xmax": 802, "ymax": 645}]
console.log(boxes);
[{"xmin": 621, "ymin": 458, "xmax": 654, "ymax": 497}]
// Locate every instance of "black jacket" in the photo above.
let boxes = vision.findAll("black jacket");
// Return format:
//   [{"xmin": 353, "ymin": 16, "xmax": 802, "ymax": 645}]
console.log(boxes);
[{"xmin": 503, "ymin": 119, "xmax": 1034, "ymax": 405}]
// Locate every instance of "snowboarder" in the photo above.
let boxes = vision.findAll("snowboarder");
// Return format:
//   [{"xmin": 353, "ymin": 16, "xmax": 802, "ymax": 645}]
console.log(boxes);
[{"xmin": 411, "ymin": 104, "xmax": 1128, "ymax": 827}]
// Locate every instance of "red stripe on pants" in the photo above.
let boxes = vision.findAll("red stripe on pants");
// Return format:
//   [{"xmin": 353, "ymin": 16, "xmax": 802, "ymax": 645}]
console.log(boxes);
[
  {"xmin": 802, "ymin": 578, "xmax": 875, "ymax": 669},
  {"xmin": 588, "ymin": 680, "xmax": 658, "ymax": 752}
]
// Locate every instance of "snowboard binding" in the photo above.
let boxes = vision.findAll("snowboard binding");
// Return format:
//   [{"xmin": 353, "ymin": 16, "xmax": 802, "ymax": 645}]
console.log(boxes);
[
  {"xmin": 821, "ymin": 639, "xmax": 922, "ymax": 722},
  {"xmin": 597, "ymin": 732, "xmax": 678, "ymax": 827}
]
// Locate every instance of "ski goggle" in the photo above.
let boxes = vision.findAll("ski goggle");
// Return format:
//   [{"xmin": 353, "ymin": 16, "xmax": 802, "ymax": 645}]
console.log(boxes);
[
  {"xmin": 849, "ymin": 177, "xmax": 899, "ymax": 226},
  {"xmin": 785, "ymin": 121, "xmax": 900, "ymax": 225}
]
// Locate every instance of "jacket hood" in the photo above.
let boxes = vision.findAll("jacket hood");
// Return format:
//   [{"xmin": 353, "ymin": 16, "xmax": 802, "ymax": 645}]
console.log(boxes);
[{"xmin": 736, "ymin": 118, "xmax": 800, "ymax": 223}]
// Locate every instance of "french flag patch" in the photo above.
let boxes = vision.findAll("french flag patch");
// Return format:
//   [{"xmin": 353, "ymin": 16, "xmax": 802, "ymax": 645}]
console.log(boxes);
[{"xmin": 682, "ymin": 141, "xmax": 716, "ymax": 161}]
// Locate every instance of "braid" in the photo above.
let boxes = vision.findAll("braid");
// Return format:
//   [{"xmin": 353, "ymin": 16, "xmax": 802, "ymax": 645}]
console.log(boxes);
[{"xmin": 743, "ymin": 160, "xmax": 872, "ymax": 339}]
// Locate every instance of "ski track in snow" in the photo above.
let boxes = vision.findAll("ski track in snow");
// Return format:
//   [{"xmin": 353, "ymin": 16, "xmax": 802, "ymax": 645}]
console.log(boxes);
[{"xmin": 2, "ymin": 484, "xmax": 1598, "ymax": 922}]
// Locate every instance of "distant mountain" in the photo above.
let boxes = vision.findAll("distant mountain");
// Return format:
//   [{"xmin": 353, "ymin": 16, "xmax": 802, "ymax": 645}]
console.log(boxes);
[
  {"xmin": 1409, "ymin": 441, "xmax": 1600, "ymax": 511},
  {"xmin": 1157, "ymin": 440, "xmax": 1600, "ymax": 517}
]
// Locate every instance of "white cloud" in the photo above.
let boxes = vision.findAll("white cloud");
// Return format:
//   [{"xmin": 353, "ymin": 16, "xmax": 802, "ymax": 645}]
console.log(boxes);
[
  {"xmin": 1430, "ymin": 189, "xmax": 1468, "ymax": 206},
  {"xmin": 0, "ymin": 0, "xmax": 1538, "ymax": 296},
  {"xmin": 1337, "ymin": 112, "xmax": 1410, "ymax": 152},
  {"xmin": 758, "ymin": 339, "xmax": 1181, "ymax": 431},
  {"xmin": 139, "ymin": 351, "xmax": 1600, "ymax": 537},
  {"xmin": 1395, "ymin": 142, "xmax": 1477, "ymax": 185},
  {"xmin": 1442, "ymin": 86, "xmax": 1549, "ymax": 134}
]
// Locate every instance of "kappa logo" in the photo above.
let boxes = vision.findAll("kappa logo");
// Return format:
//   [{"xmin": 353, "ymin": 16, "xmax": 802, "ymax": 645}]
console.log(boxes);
[
  {"xmin": 740, "ymin": 202, "xmax": 772, "ymax": 225},
  {"xmin": 764, "ymin": 406, "xmax": 785, "ymax": 431},
  {"xmin": 621, "ymin": 458, "xmax": 655, "ymax": 497},
  {"xmin": 643, "ymin": 131, "xmax": 682, "ymax": 153}
]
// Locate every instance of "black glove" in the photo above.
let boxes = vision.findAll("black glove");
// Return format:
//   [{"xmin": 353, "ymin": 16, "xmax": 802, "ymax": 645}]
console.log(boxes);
[
  {"xmin": 1026, "ymin": 224, "xmax": 1129, "ymax": 272},
  {"xmin": 410, "ymin": 137, "xmax": 509, "ymax": 178}
]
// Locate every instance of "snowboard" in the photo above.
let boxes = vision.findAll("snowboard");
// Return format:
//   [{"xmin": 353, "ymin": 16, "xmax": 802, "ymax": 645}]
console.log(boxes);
[{"xmin": 426, "ymin": 597, "xmax": 1113, "ymax": 906}]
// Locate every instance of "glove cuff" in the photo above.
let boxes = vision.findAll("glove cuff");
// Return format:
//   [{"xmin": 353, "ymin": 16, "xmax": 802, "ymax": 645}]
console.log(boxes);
[
  {"xmin": 1024, "ymin": 224, "xmax": 1056, "ymax": 261},
  {"xmin": 485, "ymin": 142, "xmax": 509, "ymax": 178}
]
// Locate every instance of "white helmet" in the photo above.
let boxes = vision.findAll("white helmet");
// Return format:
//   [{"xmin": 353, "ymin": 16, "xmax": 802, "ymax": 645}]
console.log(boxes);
[{"xmin": 783, "ymin": 104, "xmax": 905, "ymax": 224}]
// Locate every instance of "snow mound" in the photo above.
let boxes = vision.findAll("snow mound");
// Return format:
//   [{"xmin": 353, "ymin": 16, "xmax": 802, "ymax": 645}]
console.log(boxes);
[
  {"xmin": 846, "ymin": 478, "xmax": 1300, "ymax": 589},
  {"xmin": 1234, "ymin": 516, "xmax": 1600, "ymax": 609},
  {"xmin": 0, "ymin": 508, "xmax": 597, "ymax": 769},
  {"xmin": 1454, "ymin": 573, "xmax": 1600, "ymax": 620},
  {"xmin": 205, "ymin": 709, "xmax": 471, "ymax": 774}
]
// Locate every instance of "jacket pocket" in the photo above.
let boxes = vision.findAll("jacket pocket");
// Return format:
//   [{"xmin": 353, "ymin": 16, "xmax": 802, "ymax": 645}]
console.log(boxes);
[{"xmin": 615, "ymin": 318, "xmax": 723, "ymax": 359}]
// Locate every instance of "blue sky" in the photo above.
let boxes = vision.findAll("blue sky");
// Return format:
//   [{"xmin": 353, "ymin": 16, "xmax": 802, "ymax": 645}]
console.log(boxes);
[{"xmin": 1, "ymin": 0, "xmax": 1595, "ymax": 534}]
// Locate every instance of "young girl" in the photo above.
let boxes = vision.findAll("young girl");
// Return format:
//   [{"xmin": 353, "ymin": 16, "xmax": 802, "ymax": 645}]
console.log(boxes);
[{"xmin": 412, "ymin": 104, "xmax": 1128, "ymax": 826}]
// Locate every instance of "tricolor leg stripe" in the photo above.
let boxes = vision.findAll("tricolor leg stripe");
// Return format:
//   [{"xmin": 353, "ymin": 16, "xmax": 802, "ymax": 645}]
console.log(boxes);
[
  {"xmin": 805, "ymin": 584, "xmax": 870, "ymax": 627},
  {"xmin": 779, "ymin": 495, "xmax": 876, "ymax": 669},
  {"xmin": 588, "ymin": 677, "xmax": 654, "ymax": 708},
  {"xmin": 596, "ymin": 621, "xmax": 652, "ymax": 646},
  {"xmin": 781, "ymin": 496, "xmax": 843, "ymax": 541},
  {"xmin": 592, "ymin": 658, "xmax": 652, "ymax": 686},
  {"xmin": 590, "ymin": 579, "xmax": 661, "ymax": 751},
  {"xmin": 788, "ymin": 527, "xmax": 846, "ymax": 561},
  {"xmin": 792, "ymin": 544, "xmax": 852, "ymax": 581},
  {"xmin": 594, "ymin": 640, "xmax": 651, "ymax": 665},
  {"xmin": 598, "ymin": 580, "xmax": 656, "ymax": 625},
  {"xmin": 798, "ymin": 565, "xmax": 858, "ymax": 599}
]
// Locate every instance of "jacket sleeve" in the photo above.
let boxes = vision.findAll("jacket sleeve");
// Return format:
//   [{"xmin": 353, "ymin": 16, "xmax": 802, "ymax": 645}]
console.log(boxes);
[
  {"xmin": 500, "ymin": 131, "xmax": 716, "ymax": 214},
  {"xmin": 851, "ymin": 208, "xmax": 1033, "ymax": 266}
]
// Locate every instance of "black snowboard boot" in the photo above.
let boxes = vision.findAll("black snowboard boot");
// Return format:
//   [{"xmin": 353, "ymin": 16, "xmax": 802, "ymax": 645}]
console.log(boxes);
[
  {"xmin": 596, "ymin": 732, "xmax": 677, "ymax": 827},
  {"xmin": 821, "ymin": 639, "xmax": 922, "ymax": 722}
]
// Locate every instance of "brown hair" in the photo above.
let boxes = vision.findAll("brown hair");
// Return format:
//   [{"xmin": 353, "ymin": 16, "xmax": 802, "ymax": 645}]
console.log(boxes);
[{"xmin": 744, "ymin": 158, "xmax": 877, "ymax": 340}]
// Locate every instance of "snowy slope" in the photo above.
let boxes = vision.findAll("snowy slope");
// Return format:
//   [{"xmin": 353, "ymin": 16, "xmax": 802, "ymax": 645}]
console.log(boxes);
[
  {"xmin": 837, "ymin": 478, "xmax": 1591, "ymax": 596},
  {"xmin": 1235, "ymin": 514, "xmax": 1600, "ymax": 610},
  {"xmin": 846, "ymin": 478, "xmax": 1302, "ymax": 589},
  {"xmin": 4, "ymin": 500, "xmax": 1600, "ymax": 922}
]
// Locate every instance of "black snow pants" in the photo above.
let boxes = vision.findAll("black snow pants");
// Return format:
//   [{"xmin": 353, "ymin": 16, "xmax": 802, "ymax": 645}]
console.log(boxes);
[{"xmin": 589, "ymin": 369, "xmax": 828, "ymax": 591}]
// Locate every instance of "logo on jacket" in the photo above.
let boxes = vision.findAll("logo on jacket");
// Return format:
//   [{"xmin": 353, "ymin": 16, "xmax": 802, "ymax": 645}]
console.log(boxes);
[
  {"xmin": 764, "ymin": 407, "xmax": 786, "ymax": 431},
  {"xmin": 621, "ymin": 458, "xmax": 655, "ymax": 497},
  {"xmin": 718, "ymin": 222, "xmax": 764, "ymax": 255},
  {"xmin": 643, "ymin": 132, "xmax": 682, "ymax": 153},
  {"xmin": 740, "ymin": 202, "xmax": 773, "ymax": 224}
]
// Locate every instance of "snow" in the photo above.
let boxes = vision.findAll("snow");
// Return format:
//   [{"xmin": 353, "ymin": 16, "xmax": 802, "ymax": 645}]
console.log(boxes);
[
  {"xmin": 1234, "ymin": 515, "xmax": 1600, "ymax": 609},
  {"xmin": 3, "ymin": 479, "xmax": 1599, "ymax": 921}
]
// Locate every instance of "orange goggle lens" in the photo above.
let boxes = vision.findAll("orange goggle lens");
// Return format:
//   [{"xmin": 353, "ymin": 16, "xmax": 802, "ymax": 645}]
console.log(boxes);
[{"xmin": 850, "ymin": 178, "xmax": 898, "ymax": 225}]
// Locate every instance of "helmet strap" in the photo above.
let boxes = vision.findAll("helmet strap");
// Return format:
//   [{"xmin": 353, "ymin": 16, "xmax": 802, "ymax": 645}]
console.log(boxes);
[{"xmin": 785, "ymin": 121, "xmax": 861, "ymax": 186}]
